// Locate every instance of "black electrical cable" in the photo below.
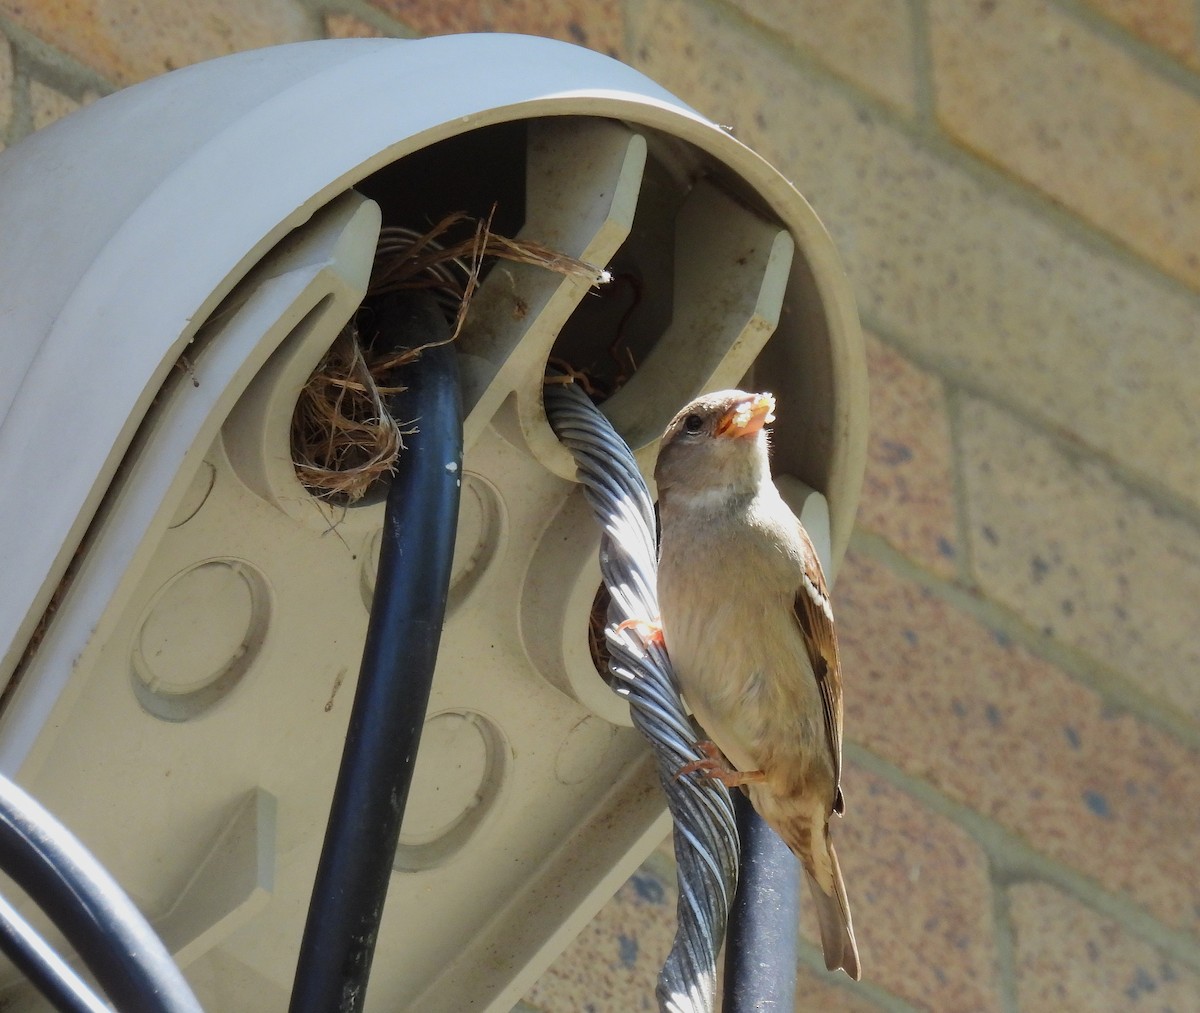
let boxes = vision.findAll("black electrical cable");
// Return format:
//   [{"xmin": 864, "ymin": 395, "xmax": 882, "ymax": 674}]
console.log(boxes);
[
  {"xmin": 722, "ymin": 792, "xmax": 801, "ymax": 1012},
  {"xmin": 0, "ymin": 891, "xmax": 109, "ymax": 1013},
  {"xmin": 0, "ymin": 773, "xmax": 203, "ymax": 1013},
  {"xmin": 288, "ymin": 291, "xmax": 463, "ymax": 1013}
]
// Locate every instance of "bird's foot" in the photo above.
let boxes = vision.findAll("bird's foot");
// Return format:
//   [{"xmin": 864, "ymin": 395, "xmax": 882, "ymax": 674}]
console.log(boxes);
[
  {"xmin": 615, "ymin": 617, "xmax": 665, "ymax": 647},
  {"xmin": 676, "ymin": 740, "xmax": 766, "ymax": 787}
]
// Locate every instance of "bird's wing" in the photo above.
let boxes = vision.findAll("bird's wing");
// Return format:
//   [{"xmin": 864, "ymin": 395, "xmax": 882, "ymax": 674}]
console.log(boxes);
[{"xmin": 790, "ymin": 527, "xmax": 845, "ymax": 815}]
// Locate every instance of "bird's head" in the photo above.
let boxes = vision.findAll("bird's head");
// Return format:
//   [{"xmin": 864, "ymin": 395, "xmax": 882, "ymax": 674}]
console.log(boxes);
[{"xmin": 654, "ymin": 389, "xmax": 776, "ymax": 506}]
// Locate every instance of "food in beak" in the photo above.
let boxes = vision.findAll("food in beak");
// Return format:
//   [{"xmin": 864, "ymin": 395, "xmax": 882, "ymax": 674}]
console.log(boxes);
[{"xmin": 716, "ymin": 393, "xmax": 776, "ymax": 438}]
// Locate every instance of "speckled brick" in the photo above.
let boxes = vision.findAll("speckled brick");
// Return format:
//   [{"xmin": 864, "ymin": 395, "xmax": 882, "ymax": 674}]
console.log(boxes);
[
  {"xmin": 627, "ymin": 0, "xmax": 1200, "ymax": 518},
  {"xmin": 800, "ymin": 764, "xmax": 1001, "ymax": 1011},
  {"xmin": 521, "ymin": 859, "xmax": 674, "ymax": 1011},
  {"xmin": 931, "ymin": 0, "xmax": 1200, "ymax": 291},
  {"xmin": 959, "ymin": 395, "xmax": 1200, "ymax": 722},
  {"xmin": 526, "ymin": 835, "xmax": 893, "ymax": 1012},
  {"xmin": 725, "ymin": 0, "xmax": 917, "ymax": 114},
  {"xmin": 323, "ymin": 13, "xmax": 386, "ymax": 39},
  {"xmin": 788, "ymin": 966, "xmax": 885, "ymax": 1012},
  {"xmin": 0, "ymin": 0, "xmax": 318, "ymax": 85},
  {"xmin": 364, "ymin": 0, "xmax": 624, "ymax": 57},
  {"xmin": 857, "ymin": 335, "xmax": 958, "ymax": 577},
  {"xmin": 1010, "ymin": 883, "xmax": 1200, "ymax": 1009},
  {"xmin": 837, "ymin": 549, "xmax": 1200, "ymax": 940},
  {"xmin": 1082, "ymin": 0, "xmax": 1199, "ymax": 68}
]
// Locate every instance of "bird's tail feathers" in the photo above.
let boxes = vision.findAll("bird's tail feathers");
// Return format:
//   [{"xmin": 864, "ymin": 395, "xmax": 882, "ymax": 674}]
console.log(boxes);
[
  {"xmin": 804, "ymin": 839, "xmax": 861, "ymax": 981},
  {"xmin": 753, "ymin": 785, "xmax": 862, "ymax": 980}
]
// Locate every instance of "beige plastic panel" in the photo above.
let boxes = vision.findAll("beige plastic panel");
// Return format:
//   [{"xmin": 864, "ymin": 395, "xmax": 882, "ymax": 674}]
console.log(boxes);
[{"xmin": 0, "ymin": 114, "xmax": 810, "ymax": 1012}]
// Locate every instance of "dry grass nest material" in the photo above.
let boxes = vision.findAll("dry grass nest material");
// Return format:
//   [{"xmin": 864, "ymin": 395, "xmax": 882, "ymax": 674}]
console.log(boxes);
[{"xmin": 291, "ymin": 210, "xmax": 610, "ymax": 503}]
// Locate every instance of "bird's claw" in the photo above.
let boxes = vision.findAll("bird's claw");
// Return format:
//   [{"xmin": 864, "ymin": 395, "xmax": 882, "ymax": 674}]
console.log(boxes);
[
  {"xmin": 675, "ymin": 740, "xmax": 766, "ymax": 787},
  {"xmin": 615, "ymin": 617, "xmax": 665, "ymax": 647}
]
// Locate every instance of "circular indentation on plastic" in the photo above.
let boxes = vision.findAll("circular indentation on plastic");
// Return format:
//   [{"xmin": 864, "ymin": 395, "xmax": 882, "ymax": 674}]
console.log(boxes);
[
  {"xmin": 447, "ymin": 473, "xmax": 504, "ymax": 612},
  {"xmin": 555, "ymin": 715, "xmax": 618, "ymax": 786},
  {"xmin": 168, "ymin": 461, "xmax": 216, "ymax": 529},
  {"xmin": 394, "ymin": 710, "xmax": 509, "ymax": 872},
  {"xmin": 132, "ymin": 559, "xmax": 270, "ymax": 722},
  {"xmin": 360, "ymin": 472, "xmax": 504, "ymax": 612}
]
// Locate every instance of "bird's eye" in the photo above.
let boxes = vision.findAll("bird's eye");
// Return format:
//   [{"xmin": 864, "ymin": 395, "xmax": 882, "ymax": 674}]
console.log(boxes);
[{"xmin": 683, "ymin": 413, "xmax": 704, "ymax": 435}]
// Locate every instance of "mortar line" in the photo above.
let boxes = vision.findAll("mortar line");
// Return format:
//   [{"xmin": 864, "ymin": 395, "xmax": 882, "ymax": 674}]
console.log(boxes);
[
  {"xmin": 2, "ymin": 55, "xmax": 30, "ymax": 145},
  {"xmin": 0, "ymin": 33, "xmax": 11, "ymax": 147},
  {"xmin": 296, "ymin": 0, "xmax": 420, "ymax": 39},
  {"xmin": 990, "ymin": 876, "xmax": 1021, "ymax": 1013},
  {"xmin": 941, "ymin": 382, "xmax": 979, "ymax": 590},
  {"xmin": 621, "ymin": 0, "xmax": 636, "ymax": 62},
  {"xmin": 1050, "ymin": 0, "xmax": 1200, "ymax": 99},
  {"xmin": 0, "ymin": 16, "xmax": 115, "ymax": 100},
  {"xmin": 703, "ymin": 0, "xmax": 920, "ymax": 125},
  {"xmin": 698, "ymin": 0, "xmax": 1200, "ymax": 307},
  {"xmin": 908, "ymin": 0, "xmax": 936, "ymax": 128},
  {"xmin": 794, "ymin": 939, "xmax": 923, "ymax": 1012},
  {"xmin": 847, "ymin": 527, "xmax": 1200, "ymax": 754},
  {"xmin": 843, "ymin": 742, "xmax": 1200, "ymax": 975},
  {"xmin": 860, "ymin": 319, "xmax": 1200, "ymax": 541}
]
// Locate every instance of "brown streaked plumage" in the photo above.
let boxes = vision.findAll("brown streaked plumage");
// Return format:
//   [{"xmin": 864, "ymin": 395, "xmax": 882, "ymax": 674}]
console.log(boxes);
[{"xmin": 654, "ymin": 389, "xmax": 860, "ymax": 980}]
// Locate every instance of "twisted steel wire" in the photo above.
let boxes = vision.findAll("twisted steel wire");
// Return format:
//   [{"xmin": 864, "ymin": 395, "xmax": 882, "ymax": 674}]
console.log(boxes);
[{"xmin": 544, "ymin": 380, "xmax": 740, "ymax": 1013}]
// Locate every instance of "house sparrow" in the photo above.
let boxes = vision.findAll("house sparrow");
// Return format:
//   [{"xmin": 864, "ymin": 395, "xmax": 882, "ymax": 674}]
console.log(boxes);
[{"xmin": 654, "ymin": 389, "xmax": 860, "ymax": 980}]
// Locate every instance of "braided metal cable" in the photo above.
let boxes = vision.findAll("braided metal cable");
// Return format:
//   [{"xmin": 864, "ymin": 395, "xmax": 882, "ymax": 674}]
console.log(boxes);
[{"xmin": 544, "ymin": 380, "xmax": 740, "ymax": 1013}]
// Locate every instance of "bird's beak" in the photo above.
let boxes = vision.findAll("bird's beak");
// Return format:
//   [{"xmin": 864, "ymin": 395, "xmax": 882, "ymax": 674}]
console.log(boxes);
[{"xmin": 715, "ymin": 393, "xmax": 776, "ymax": 439}]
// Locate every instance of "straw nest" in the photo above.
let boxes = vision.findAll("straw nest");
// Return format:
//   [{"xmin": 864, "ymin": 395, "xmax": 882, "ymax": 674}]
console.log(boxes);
[{"xmin": 290, "ymin": 210, "xmax": 610, "ymax": 504}]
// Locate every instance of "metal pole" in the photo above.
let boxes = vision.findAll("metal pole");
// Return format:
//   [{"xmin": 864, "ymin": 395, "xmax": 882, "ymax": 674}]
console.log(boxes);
[
  {"xmin": 289, "ymin": 293, "xmax": 463, "ymax": 1013},
  {"xmin": 722, "ymin": 792, "xmax": 801, "ymax": 1012}
]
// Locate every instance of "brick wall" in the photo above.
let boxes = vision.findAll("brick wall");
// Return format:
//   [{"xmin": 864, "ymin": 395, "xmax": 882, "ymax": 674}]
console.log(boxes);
[{"xmin": 1, "ymin": 1, "xmax": 1197, "ymax": 1010}]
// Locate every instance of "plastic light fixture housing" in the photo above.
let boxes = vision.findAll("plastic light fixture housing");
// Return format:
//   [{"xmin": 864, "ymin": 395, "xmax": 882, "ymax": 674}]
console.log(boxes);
[{"xmin": 0, "ymin": 35, "xmax": 866, "ymax": 1012}]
